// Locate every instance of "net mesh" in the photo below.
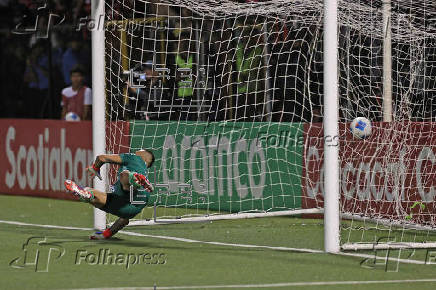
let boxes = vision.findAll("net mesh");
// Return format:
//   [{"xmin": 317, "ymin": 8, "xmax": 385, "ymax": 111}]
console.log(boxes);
[{"xmin": 104, "ymin": 0, "xmax": 436, "ymax": 246}]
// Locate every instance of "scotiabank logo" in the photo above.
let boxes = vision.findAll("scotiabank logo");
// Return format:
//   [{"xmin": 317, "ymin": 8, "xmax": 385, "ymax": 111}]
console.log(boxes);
[{"xmin": 3, "ymin": 124, "xmax": 93, "ymax": 194}]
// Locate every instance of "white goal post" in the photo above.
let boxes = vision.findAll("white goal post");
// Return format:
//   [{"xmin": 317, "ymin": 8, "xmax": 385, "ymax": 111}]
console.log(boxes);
[
  {"xmin": 92, "ymin": 0, "xmax": 107, "ymax": 231},
  {"xmin": 92, "ymin": 0, "xmax": 436, "ymax": 251},
  {"xmin": 323, "ymin": 0, "xmax": 340, "ymax": 253}
]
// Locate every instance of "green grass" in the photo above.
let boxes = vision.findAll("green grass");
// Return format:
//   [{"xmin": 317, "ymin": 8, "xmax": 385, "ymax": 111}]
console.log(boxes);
[{"xmin": 1, "ymin": 195, "xmax": 436, "ymax": 289}]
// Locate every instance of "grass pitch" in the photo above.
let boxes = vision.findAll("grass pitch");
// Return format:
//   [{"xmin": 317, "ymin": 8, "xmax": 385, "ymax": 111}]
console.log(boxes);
[{"xmin": 1, "ymin": 195, "xmax": 436, "ymax": 289}]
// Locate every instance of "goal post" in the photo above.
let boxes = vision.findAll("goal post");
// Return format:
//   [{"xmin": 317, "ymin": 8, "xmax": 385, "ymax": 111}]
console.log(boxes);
[
  {"xmin": 323, "ymin": 0, "xmax": 340, "ymax": 254},
  {"xmin": 91, "ymin": 0, "xmax": 106, "ymax": 230},
  {"xmin": 382, "ymin": 0, "xmax": 393, "ymax": 122},
  {"xmin": 97, "ymin": 0, "xmax": 436, "ymax": 251}
]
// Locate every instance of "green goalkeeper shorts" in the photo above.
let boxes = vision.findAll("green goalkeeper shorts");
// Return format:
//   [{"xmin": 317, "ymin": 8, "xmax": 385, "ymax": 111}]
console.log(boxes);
[{"xmin": 100, "ymin": 181, "xmax": 148, "ymax": 219}]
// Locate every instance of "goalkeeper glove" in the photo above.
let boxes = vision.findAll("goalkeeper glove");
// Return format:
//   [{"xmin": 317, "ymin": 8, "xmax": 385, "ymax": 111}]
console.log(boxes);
[
  {"xmin": 86, "ymin": 164, "xmax": 102, "ymax": 180},
  {"xmin": 130, "ymin": 172, "xmax": 154, "ymax": 192}
]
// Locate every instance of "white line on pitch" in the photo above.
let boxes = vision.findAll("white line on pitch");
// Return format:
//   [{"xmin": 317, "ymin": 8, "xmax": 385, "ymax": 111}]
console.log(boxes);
[
  {"xmin": 119, "ymin": 230, "xmax": 426, "ymax": 264},
  {"xmin": 75, "ymin": 278, "xmax": 436, "ymax": 289},
  {"xmin": 0, "ymin": 219, "xmax": 426, "ymax": 264},
  {"xmin": 118, "ymin": 229, "xmax": 324, "ymax": 253},
  {"xmin": 0, "ymin": 219, "xmax": 322, "ymax": 254},
  {"xmin": 0, "ymin": 219, "xmax": 93, "ymax": 230},
  {"xmin": 339, "ymin": 251, "xmax": 427, "ymax": 265}
]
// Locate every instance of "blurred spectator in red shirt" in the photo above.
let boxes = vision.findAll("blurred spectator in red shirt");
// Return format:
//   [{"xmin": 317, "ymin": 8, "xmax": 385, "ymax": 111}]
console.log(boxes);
[{"xmin": 61, "ymin": 65, "xmax": 92, "ymax": 120}]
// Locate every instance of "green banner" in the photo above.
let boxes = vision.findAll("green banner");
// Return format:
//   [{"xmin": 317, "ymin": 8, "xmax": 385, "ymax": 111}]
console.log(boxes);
[{"xmin": 130, "ymin": 121, "xmax": 304, "ymax": 213}]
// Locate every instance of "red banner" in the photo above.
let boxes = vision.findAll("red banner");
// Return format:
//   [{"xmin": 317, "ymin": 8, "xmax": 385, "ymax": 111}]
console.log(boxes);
[
  {"xmin": 302, "ymin": 122, "xmax": 436, "ymax": 225},
  {"xmin": 0, "ymin": 119, "xmax": 129, "ymax": 200}
]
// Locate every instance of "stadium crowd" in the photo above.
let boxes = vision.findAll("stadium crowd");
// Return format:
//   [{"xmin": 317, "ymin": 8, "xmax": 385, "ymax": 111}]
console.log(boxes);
[
  {"xmin": 0, "ymin": 0, "xmax": 92, "ymax": 119},
  {"xmin": 0, "ymin": 0, "xmax": 434, "ymax": 122}
]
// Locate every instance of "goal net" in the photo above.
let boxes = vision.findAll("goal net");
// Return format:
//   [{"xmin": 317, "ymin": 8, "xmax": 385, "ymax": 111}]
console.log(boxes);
[{"xmin": 101, "ymin": 0, "xmax": 436, "ymax": 249}]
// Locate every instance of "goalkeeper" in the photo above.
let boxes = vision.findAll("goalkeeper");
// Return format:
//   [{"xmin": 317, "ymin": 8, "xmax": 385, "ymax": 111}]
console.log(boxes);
[{"xmin": 64, "ymin": 149, "xmax": 155, "ymax": 240}]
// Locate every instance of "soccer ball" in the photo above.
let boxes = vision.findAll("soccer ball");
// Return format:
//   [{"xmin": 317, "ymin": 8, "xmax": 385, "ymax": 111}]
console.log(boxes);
[
  {"xmin": 65, "ymin": 112, "xmax": 81, "ymax": 121},
  {"xmin": 350, "ymin": 117, "xmax": 372, "ymax": 139}
]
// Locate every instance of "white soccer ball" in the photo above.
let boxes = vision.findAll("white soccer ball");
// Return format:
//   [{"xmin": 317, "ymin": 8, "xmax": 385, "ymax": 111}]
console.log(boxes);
[
  {"xmin": 350, "ymin": 117, "xmax": 372, "ymax": 139},
  {"xmin": 65, "ymin": 112, "xmax": 81, "ymax": 121}
]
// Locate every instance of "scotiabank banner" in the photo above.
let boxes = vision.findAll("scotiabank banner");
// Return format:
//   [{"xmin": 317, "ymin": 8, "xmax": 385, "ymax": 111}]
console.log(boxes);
[
  {"xmin": 0, "ymin": 119, "xmax": 129, "ymax": 200},
  {"xmin": 302, "ymin": 122, "xmax": 436, "ymax": 224}
]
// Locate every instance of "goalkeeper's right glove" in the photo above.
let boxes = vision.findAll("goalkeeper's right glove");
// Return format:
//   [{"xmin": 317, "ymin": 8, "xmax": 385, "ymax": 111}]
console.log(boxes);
[{"xmin": 86, "ymin": 164, "xmax": 102, "ymax": 180}]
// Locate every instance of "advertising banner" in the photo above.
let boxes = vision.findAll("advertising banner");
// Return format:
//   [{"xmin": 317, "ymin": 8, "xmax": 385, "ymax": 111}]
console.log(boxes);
[
  {"xmin": 130, "ymin": 121, "xmax": 305, "ymax": 212},
  {"xmin": 0, "ymin": 119, "xmax": 129, "ymax": 200},
  {"xmin": 302, "ymin": 122, "xmax": 436, "ymax": 223}
]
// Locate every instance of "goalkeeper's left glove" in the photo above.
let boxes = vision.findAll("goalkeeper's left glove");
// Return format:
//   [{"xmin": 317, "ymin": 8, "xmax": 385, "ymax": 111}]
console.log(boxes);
[
  {"xmin": 130, "ymin": 173, "xmax": 154, "ymax": 193},
  {"xmin": 86, "ymin": 164, "xmax": 102, "ymax": 180}
]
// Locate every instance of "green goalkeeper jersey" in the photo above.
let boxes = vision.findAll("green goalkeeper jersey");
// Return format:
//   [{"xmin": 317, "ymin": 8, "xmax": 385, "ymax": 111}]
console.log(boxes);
[
  {"xmin": 117, "ymin": 153, "xmax": 149, "ymax": 178},
  {"xmin": 101, "ymin": 153, "xmax": 150, "ymax": 219}
]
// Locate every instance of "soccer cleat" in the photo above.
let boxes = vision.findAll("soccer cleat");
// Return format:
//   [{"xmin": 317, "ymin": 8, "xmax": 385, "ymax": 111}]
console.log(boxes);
[
  {"xmin": 64, "ymin": 180, "xmax": 94, "ymax": 201},
  {"xmin": 90, "ymin": 229, "xmax": 112, "ymax": 240},
  {"xmin": 90, "ymin": 231, "xmax": 106, "ymax": 240},
  {"xmin": 131, "ymin": 173, "xmax": 154, "ymax": 192}
]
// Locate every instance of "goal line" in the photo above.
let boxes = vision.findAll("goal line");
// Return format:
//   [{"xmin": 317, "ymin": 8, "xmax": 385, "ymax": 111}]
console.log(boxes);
[{"xmin": 127, "ymin": 208, "xmax": 323, "ymax": 226}]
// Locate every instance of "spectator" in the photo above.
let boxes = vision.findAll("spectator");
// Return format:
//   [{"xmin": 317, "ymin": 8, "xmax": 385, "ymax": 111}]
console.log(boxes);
[
  {"xmin": 61, "ymin": 65, "xmax": 91, "ymax": 120},
  {"xmin": 234, "ymin": 26, "xmax": 265, "ymax": 121},
  {"xmin": 62, "ymin": 37, "xmax": 90, "ymax": 86},
  {"xmin": 125, "ymin": 60, "xmax": 160, "ymax": 120},
  {"xmin": 23, "ymin": 40, "xmax": 50, "ymax": 118}
]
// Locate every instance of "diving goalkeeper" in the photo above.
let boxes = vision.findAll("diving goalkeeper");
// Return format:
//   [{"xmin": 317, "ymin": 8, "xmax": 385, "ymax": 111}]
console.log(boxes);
[{"xmin": 64, "ymin": 149, "xmax": 155, "ymax": 240}]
